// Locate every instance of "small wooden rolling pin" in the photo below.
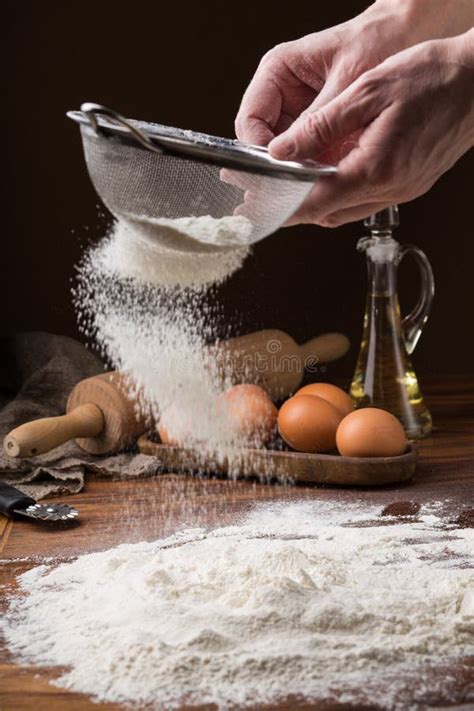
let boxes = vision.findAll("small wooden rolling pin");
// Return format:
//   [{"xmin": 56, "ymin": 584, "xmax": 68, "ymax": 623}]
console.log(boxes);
[
  {"xmin": 4, "ymin": 331, "xmax": 349, "ymax": 458},
  {"xmin": 4, "ymin": 372, "xmax": 146, "ymax": 458}
]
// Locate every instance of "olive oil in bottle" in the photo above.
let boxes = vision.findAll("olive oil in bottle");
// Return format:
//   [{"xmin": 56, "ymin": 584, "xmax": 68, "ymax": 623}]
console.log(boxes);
[{"xmin": 350, "ymin": 206, "xmax": 434, "ymax": 439}]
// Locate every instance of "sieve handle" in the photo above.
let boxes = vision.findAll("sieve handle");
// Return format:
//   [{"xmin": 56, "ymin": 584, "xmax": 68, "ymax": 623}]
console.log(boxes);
[{"xmin": 81, "ymin": 103, "xmax": 163, "ymax": 153}]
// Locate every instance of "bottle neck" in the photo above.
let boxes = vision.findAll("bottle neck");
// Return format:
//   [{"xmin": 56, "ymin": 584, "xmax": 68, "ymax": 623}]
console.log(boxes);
[{"xmin": 359, "ymin": 232, "xmax": 400, "ymax": 297}]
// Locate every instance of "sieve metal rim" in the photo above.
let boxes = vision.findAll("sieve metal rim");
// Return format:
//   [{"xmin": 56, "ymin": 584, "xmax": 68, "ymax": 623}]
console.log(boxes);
[{"xmin": 67, "ymin": 103, "xmax": 337, "ymax": 182}]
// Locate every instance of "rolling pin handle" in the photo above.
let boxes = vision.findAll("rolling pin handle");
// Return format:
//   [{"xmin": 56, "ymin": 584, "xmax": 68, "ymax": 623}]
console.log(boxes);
[
  {"xmin": 299, "ymin": 332, "xmax": 350, "ymax": 367},
  {"xmin": 3, "ymin": 403, "xmax": 105, "ymax": 458}
]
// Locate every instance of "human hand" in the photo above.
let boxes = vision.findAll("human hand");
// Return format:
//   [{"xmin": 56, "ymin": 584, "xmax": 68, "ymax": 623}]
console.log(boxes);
[
  {"xmin": 235, "ymin": 0, "xmax": 473, "ymax": 148},
  {"xmin": 269, "ymin": 31, "xmax": 474, "ymax": 226}
]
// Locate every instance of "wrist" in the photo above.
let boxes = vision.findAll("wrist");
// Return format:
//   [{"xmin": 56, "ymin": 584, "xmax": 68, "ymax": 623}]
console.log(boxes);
[
  {"xmin": 374, "ymin": 0, "xmax": 474, "ymax": 43},
  {"xmin": 441, "ymin": 30, "xmax": 474, "ymax": 143},
  {"xmin": 358, "ymin": 1, "xmax": 431, "ymax": 58},
  {"xmin": 344, "ymin": 1, "xmax": 420, "ymax": 64}
]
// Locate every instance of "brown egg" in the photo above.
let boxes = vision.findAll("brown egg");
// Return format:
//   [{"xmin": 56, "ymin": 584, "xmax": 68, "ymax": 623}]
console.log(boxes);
[
  {"xmin": 218, "ymin": 383, "xmax": 278, "ymax": 446},
  {"xmin": 294, "ymin": 383, "xmax": 354, "ymax": 417},
  {"xmin": 277, "ymin": 395, "xmax": 343, "ymax": 453},
  {"xmin": 336, "ymin": 408, "xmax": 407, "ymax": 458}
]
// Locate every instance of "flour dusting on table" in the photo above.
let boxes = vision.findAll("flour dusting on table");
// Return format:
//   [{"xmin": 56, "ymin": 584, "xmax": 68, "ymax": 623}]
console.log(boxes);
[{"xmin": 2, "ymin": 500, "xmax": 473, "ymax": 710}]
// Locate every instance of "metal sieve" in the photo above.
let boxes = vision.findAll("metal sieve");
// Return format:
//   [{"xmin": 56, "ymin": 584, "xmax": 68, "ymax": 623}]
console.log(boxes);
[{"xmin": 67, "ymin": 103, "xmax": 336, "ymax": 246}]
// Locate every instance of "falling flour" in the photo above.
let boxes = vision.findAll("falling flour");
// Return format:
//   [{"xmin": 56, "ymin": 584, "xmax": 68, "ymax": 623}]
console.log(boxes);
[
  {"xmin": 74, "ymin": 213, "xmax": 254, "ymax": 466},
  {"xmin": 2, "ymin": 500, "xmax": 473, "ymax": 710},
  {"xmin": 96, "ymin": 214, "xmax": 251, "ymax": 288}
]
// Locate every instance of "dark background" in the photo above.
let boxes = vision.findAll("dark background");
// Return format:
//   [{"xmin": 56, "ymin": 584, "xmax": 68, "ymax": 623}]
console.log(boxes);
[{"xmin": 4, "ymin": 1, "xmax": 473, "ymax": 379}]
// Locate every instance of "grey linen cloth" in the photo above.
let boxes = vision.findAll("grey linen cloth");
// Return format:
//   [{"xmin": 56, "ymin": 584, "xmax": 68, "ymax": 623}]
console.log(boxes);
[{"xmin": 0, "ymin": 332, "xmax": 160, "ymax": 500}]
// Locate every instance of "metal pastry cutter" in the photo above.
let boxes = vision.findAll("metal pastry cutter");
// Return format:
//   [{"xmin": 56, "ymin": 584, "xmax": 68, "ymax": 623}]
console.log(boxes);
[{"xmin": 0, "ymin": 481, "xmax": 79, "ymax": 524}]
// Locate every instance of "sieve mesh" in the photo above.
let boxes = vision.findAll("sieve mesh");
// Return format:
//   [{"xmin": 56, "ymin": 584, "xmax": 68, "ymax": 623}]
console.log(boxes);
[{"xmin": 80, "ymin": 126, "xmax": 315, "ymax": 245}]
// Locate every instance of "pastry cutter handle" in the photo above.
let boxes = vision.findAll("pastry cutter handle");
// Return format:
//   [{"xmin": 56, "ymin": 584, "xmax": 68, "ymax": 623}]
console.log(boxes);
[{"xmin": 0, "ymin": 481, "xmax": 36, "ymax": 517}]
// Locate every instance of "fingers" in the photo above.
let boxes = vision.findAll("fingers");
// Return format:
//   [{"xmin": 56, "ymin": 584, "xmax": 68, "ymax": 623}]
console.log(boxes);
[
  {"xmin": 233, "ymin": 191, "xmax": 260, "ymax": 219},
  {"xmin": 303, "ymin": 154, "xmax": 371, "ymax": 218},
  {"xmin": 269, "ymin": 72, "xmax": 386, "ymax": 161},
  {"xmin": 302, "ymin": 74, "xmax": 344, "ymax": 115},
  {"xmin": 290, "ymin": 172, "xmax": 373, "ymax": 226},
  {"xmin": 318, "ymin": 202, "xmax": 391, "ymax": 227},
  {"xmin": 235, "ymin": 43, "xmax": 319, "ymax": 146},
  {"xmin": 235, "ymin": 60, "xmax": 285, "ymax": 146},
  {"xmin": 220, "ymin": 168, "xmax": 250, "ymax": 193},
  {"xmin": 284, "ymin": 119, "xmax": 394, "ymax": 225}
]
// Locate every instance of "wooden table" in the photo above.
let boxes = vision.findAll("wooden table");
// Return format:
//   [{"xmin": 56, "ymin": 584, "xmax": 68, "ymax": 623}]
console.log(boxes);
[{"xmin": 1, "ymin": 376, "xmax": 473, "ymax": 710}]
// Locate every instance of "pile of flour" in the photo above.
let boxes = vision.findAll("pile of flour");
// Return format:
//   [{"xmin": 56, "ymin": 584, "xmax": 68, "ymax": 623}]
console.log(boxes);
[
  {"xmin": 2, "ymin": 500, "xmax": 473, "ymax": 710},
  {"xmin": 74, "ymin": 213, "xmax": 253, "ymax": 464}
]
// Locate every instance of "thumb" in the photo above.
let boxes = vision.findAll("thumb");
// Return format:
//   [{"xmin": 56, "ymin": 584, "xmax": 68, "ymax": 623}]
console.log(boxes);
[{"xmin": 269, "ymin": 74, "xmax": 384, "ymax": 161}]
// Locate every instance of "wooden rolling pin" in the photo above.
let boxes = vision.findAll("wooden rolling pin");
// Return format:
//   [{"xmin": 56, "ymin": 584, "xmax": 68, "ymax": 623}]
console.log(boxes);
[
  {"xmin": 4, "ymin": 330, "xmax": 349, "ymax": 458},
  {"xmin": 212, "ymin": 329, "xmax": 350, "ymax": 399},
  {"xmin": 4, "ymin": 372, "xmax": 146, "ymax": 458}
]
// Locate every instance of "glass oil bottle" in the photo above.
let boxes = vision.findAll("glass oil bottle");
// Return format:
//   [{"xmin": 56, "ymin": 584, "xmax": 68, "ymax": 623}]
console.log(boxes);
[{"xmin": 350, "ymin": 206, "xmax": 434, "ymax": 439}]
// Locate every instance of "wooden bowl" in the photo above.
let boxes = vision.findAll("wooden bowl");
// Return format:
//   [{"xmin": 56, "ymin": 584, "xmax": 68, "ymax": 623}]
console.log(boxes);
[{"xmin": 138, "ymin": 435, "xmax": 417, "ymax": 487}]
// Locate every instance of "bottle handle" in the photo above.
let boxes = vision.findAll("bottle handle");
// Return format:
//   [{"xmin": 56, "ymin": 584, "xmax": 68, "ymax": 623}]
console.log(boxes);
[{"xmin": 397, "ymin": 244, "xmax": 435, "ymax": 354}]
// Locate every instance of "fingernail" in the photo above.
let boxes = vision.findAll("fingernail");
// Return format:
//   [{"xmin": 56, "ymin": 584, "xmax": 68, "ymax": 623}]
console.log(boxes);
[{"xmin": 270, "ymin": 136, "xmax": 295, "ymax": 160}]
